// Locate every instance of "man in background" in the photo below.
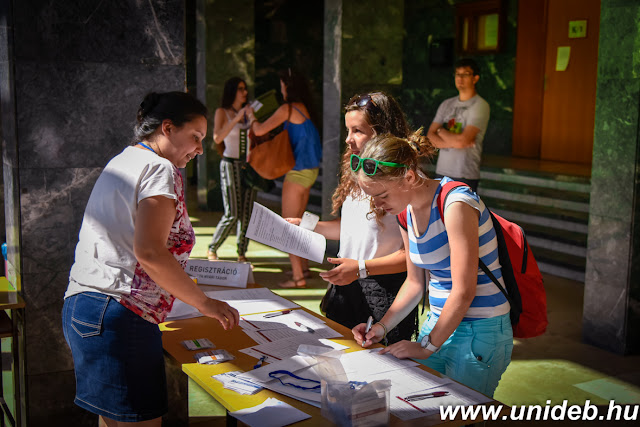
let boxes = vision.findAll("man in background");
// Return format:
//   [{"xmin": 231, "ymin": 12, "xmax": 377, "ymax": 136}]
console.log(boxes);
[{"xmin": 427, "ymin": 58, "xmax": 490, "ymax": 192}]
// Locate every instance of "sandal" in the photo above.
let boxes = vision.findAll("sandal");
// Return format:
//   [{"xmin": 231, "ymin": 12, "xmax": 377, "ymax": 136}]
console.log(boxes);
[
  {"xmin": 207, "ymin": 250, "xmax": 218, "ymax": 261},
  {"xmin": 285, "ymin": 269, "xmax": 312, "ymax": 279},
  {"xmin": 238, "ymin": 256, "xmax": 254, "ymax": 270},
  {"xmin": 278, "ymin": 277, "xmax": 306, "ymax": 289}
]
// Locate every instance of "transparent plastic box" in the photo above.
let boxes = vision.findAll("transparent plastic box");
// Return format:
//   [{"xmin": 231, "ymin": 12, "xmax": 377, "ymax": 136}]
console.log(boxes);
[{"xmin": 321, "ymin": 379, "xmax": 391, "ymax": 427}]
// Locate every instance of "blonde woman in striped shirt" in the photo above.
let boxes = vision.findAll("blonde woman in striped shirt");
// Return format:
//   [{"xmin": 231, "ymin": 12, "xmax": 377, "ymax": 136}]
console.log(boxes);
[{"xmin": 352, "ymin": 132, "xmax": 513, "ymax": 397}]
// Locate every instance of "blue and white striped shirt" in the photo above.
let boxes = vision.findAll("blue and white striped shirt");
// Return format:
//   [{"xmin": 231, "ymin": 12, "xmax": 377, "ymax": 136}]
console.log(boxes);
[{"xmin": 404, "ymin": 177, "xmax": 510, "ymax": 321}]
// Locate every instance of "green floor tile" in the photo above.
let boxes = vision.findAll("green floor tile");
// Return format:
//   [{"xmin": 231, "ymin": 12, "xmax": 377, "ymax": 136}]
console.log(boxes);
[{"xmin": 574, "ymin": 378, "xmax": 640, "ymax": 404}]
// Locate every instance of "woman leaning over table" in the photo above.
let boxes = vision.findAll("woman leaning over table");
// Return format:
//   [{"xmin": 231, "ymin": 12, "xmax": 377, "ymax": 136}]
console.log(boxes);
[
  {"xmin": 249, "ymin": 68, "xmax": 322, "ymax": 288},
  {"xmin": 352, "ymin": 133, "xmax": 513, "ymax": 397},
  {"xmin": 287, "ymin": 92, "xmax": 419, "ymax": 344},
  {"xmin": 207, "ymin": 77, "xmax": 256, "ymax": 263},
  {"xmin": 62, "ymin": 91, "xmax": 239, "ymax": 426}
]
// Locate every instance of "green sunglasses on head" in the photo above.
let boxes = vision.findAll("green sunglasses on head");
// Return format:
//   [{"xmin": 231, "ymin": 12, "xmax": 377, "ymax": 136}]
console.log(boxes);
[{"xmin": 350, "ymin": 154, "xmax": 407, "ymax": 176}]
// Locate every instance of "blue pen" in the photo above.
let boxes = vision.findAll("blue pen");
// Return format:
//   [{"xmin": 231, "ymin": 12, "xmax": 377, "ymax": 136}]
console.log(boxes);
[{"xmin": 253, "ymin": 355, "xmax": 266, "ymax": 369}]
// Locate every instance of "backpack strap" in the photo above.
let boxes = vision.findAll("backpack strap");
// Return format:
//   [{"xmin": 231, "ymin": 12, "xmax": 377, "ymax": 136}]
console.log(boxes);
[{"xmin": 438, "ymin": 183, "xmax": 513, "ymax": 305}]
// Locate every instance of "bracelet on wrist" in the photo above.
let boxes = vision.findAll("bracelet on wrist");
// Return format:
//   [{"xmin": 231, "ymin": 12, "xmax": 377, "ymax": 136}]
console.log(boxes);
[{"xmin": 375, "ymin": 321, "xmax": 388, "ymax": 340}]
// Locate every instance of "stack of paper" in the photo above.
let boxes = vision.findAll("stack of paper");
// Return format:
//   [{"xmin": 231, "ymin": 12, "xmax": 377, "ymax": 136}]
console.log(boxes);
[
  {"xmin": 212, "ymin": 371, "xmax": 263, "ymax": 395},
  {"xmin": 166, "ymin": 287, "xmax": 300, "ymax": 320}
]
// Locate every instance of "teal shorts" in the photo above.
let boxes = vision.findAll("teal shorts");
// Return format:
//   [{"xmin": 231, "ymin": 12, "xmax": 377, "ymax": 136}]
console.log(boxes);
[{"xmin": 415, "ymin": 312, "xmax": 513, "ymax": 397}]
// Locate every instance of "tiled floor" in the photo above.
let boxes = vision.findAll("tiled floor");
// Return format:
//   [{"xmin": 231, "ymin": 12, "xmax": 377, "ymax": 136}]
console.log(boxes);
[{"xmin": 185, "ymin": 198, "xmax": 640, "ymax": 426}]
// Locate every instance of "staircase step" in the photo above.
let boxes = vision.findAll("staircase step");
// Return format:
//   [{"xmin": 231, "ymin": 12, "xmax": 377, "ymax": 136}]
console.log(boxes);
[
  {"xmin": 529, "ymin": 245, "xmax": 586, "ymax": 271},
  {"xmin": 478, "ymin": 179, "xmax": 590, "ymax": 205},
  {"xmin": 481, "ymin": 196, "xmax": 589, "ymax": 224},
  {"xmin": 490, "ymin": 208, "xmax": 588, "ymax": 234},
  {"xmin": 537, "ymin": 262, "xmax": 585, "ymax": 283},
  {"xmin": 517, "ymin": 221, "xmax": 587, "ymax": 248},
  {"xmin": 480, "ymin": 167, "xmax": 590, "ymax": 188}
]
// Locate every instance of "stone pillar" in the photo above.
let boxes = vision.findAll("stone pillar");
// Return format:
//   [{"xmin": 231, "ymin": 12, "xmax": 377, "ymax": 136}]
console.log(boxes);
[
  {"xmin": 322, "ymin": 0, "xmax": 342, "ymax": 219},
  {"xmin": 1, "ymin": 1, "xmax": 187, "ymax": 424},
  {"xmin": 193, "ymin": 0, "xmax": 209, "ymax": 208},
  {"xmin": 583, "ymin": 0, "xmax": 640, "ymax": 355},
  {"xmin": 202, "ymin": 0, "xmax": 255, "ymax": 211}
]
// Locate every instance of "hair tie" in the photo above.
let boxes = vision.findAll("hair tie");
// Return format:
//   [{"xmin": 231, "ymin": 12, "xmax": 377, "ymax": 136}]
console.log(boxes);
[{"xmin": 410, "ymin": 141, "xmax": 422, "ymax": 155}]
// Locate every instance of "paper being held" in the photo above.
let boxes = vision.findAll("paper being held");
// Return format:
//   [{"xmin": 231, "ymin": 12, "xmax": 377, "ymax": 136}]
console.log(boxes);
[{"xmin": 246, "ymin": 202, "xmax": 326, "ymax": 263}]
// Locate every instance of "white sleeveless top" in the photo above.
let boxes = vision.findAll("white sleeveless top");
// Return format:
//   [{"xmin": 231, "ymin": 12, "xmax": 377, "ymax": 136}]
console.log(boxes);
[
  {"xmin": 338, "ymin": 191, "xmax": 403, "ymax": 260},
  {"xmin": 222, "ymin": 109, "xmax": 250, "ymax": 159}
]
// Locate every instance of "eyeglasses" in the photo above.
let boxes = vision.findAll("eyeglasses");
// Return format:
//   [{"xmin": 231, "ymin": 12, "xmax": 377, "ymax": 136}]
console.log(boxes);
[
  {"xmin": 350, "ymin": 154, "xmax": 407, "ymax": 176},
  {"xmin": 454, "ymin": 73, "xmax": 474, "ymax": 78},
  {"xmin": 350, "ymin": 93, "xmax": 380, "ymax": 114}
]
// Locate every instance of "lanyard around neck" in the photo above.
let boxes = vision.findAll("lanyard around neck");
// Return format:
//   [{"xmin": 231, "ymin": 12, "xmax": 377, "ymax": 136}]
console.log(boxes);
[{"xmin": 138, "ymin": 142, "xmax": 156, "ymax": 154}]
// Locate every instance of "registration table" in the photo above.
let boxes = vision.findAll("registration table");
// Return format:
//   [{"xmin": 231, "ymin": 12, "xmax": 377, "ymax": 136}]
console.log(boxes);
[{"xmin": 161, "ymin": 288, "xmax": 506, "ymax": 426}]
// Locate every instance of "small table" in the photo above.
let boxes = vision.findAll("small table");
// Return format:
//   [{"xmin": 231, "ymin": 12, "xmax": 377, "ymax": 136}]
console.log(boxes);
[{"xmin": 0, "ymin": 277, "xmax": 25, "ymax": 427}]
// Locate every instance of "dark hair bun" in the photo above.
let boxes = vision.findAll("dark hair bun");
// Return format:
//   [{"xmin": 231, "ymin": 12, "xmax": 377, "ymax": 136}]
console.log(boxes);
[{"xmin": 137, "ymin": 92, "xmax": 161, "ymax": 123}]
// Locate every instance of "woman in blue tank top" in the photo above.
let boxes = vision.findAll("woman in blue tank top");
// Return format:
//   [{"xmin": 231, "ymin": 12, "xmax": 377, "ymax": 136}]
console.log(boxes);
[{"xmin": 249, "ymin": 68, "xmax": 322, "ymax": 288}]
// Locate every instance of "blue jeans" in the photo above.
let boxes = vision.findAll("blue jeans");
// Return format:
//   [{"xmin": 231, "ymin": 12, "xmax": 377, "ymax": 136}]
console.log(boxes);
[
  {"xmin": 62, "ymin": 292, "xmax": 168, "ymax": 422},
  {"xmin": 416, "ymin": 312, "xmax": 513, "ymax": 397}
]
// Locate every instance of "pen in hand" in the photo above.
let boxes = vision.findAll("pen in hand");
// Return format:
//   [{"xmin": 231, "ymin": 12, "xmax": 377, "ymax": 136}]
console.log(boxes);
[{"xmin": 362, "ymin": 316, "xmax": 374, "ymax": 347}]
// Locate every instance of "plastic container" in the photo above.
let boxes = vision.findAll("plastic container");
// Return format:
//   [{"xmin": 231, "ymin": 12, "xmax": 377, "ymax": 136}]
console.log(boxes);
[{"xmin": 321, "ymin": 379, "xmax": 391, "ymax": 427}]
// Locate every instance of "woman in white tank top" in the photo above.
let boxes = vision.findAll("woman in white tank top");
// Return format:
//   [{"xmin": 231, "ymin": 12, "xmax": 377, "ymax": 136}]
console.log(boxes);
[{"xmin": 208, "ymin": 77, "xmax": 256, "ymax": 262}]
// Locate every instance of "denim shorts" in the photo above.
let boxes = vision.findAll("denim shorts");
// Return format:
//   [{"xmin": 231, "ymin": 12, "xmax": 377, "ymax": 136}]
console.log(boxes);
[
  {"xmin": 415, "ymin": 312, "xmax": 513, "ymax": 397},
  {"xmin": 62, "ymin": 292, "xmax": 168, "ymax": 422}
]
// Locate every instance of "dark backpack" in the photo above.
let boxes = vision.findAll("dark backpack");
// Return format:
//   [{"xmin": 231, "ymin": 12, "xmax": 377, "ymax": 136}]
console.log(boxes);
[{"xmin": 397, "ymin": 181, "xmax": 548, "ymax": 338}]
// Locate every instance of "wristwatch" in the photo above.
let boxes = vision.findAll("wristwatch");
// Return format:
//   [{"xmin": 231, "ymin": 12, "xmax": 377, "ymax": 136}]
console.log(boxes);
[
  {"xmin": 420, "ymin": 334, "xmax": 440, "ymax": 353},
  {"xmin": 357, "ymin": 260, "xmax": 369, "ymax": 279}
]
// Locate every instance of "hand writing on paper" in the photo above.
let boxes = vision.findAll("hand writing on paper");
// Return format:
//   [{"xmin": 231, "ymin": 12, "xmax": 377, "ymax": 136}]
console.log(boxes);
[
  {"xmin": 352, "ymin": 322, "xmax": 384, "ymax": 348},
  {"xmin": 319, "ymin": 258, "xmax": 359, "ymax": 286},
  {"xmin": 379, "ymin": 340, "xmax": 432, "ymax": 360},
  {"xmin": 200, "ymin": 298, "xmax": 240, "ymax": 330}
]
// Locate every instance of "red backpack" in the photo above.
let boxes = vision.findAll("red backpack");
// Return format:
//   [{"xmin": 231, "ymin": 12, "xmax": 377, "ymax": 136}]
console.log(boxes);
[{"xmin": 398, "ymin": 181, "xmax": 548, "ymax": 338}]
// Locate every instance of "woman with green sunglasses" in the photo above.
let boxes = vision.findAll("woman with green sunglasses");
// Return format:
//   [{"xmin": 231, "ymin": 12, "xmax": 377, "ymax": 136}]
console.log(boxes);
[
  {"xmin": 287, "ymin": 92, "xmax": 420, "ymax": 344},
  {"xmin": 351, "ymin": 134, "xmax": 513, "ymax": 398}
]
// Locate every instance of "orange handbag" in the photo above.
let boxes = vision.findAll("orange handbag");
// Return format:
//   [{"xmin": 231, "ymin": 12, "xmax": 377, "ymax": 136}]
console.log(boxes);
[{"xmin": 247, "ymin": 105, "xmax": 295, "ymax": 179}]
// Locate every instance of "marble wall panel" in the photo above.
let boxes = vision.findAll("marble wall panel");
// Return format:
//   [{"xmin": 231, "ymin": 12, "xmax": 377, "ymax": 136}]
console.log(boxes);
[
  {"xmin": 19, "ymin": 167, "xmax": 101, "ymax": 274},
  {"xmin": 24, "ymin": 271, "xmax": 70, "ymax": 376},
  {"xmin": 590, "ymin": 78, "xmax": 639, "ymax": 220},
  {"xmin": 342, "ymin": 0, "xmax": 404, "ymax": 87},
  {"xmin": 28, "ymin": 370, "xmax": 94, "ymax": 425},
  {"xmin": 13, "ymin": 0, "xmax": 184, "ymax": 65},
  {"xmin": 322, "ymin": 0, "xmax": 342, "ymax": 219},
  {"xmin": 15, "ymin": 62, "xmax": 185, "ymax": 170},
  {"xmin": 584, "ymin": 0, "xmax": 640, "ymax": 355},
  {"xmin": 583, "ymin": 216, "xmax": 631, "ymax": 354}
]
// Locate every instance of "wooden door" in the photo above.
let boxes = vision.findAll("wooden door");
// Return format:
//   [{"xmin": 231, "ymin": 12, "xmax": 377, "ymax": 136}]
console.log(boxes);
[{"xmin": 539, "ymin": 0, "xmax": 600, "ymax": 164}]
